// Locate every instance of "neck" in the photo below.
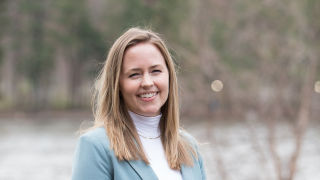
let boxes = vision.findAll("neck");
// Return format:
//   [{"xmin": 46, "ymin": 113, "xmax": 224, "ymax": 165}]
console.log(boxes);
[{"xmin": 128, "ymin": 111, "xmax": 161, "ymax": 138}]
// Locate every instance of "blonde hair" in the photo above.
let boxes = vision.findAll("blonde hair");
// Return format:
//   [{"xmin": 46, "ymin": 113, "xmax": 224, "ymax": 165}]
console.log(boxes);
[{"xmin": 91, "ymin": 27, "xmax": 196, "ymax": 170}]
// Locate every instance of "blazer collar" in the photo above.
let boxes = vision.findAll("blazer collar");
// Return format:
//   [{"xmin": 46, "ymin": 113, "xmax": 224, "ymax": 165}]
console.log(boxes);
[{"xmin": 126, "ymin": 160, "xmax": 195, "ymax": 180}]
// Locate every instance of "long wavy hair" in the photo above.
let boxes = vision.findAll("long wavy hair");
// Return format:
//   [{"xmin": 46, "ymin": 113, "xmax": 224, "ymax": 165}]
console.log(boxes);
[{"xmin": 91, "ymin": 27, "xmax": 196, "ymax": 170}]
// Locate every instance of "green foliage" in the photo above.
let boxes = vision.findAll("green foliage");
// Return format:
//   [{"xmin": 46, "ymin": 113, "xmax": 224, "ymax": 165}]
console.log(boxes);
[
  {"xmin": 53, "ymin": 0, "xmax": 105, "ymax": 62},
  {"xmin": 304, "ymin": 0, "xmax": 320, "ymax": 79},
  {"xmin": 76, "ymin": 16, "xmax": 105, "ymax": 61},
  {"xmin": 1, "ymin": 0, "xmax": 318, "ymax": 112},
  {"xmin": 21, "ymin": 46, "xmax": 53, "ymax": 84},
  {"xmin": 210, "ymin": 0, "xmax": 304, "ymax": 73},
  {"xmin": 0, "ymin": 0, "xmax": 8, "ymax": 32},
  {"xmin": 105, "ymin": 0, "xmax": 189, "ymax": 42},
  {"xmin": 211, "ymin": 20, "xmax": 228, "ymax": 52},
  {"xmin": 17, "ymin": 0, "xmax": 53, "ymax": 85},
  {"xmin": 211, "ymin": 19, "xmax": 257, "ymax": 73},
  {"xmin": 0, "ymin": 48, "xmax": 3, "ymax": 66},
  {"xmin": 0, "ymin": 0, "xmax": 8, "ymax": 67},
  {"xmin": 305, "ymin": 0, "xmax": 320, "ymax": 26}
]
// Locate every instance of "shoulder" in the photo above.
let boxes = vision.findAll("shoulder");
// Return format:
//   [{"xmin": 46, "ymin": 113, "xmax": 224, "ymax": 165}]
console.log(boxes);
[
  {"xmin": 179, "ymin": 129, "xmax": 199, "ymax": 148},
  {"xmin": 72, "ymin": 127, "xmax": 114, "ymax": 179},
  {"xmin": 179, "ymin": 129, "xmax": 207, "ymax": 179},
  {"xmin": 78, "ymin": 126, "xmax": 111, "ymax": 153},
  {"xmin": 81, "ymin": 126, "xmax": 109, "ymax": 141},
  {"xmin": 179, "ymin": 129, "xmax": 202, "ymax": 159}
]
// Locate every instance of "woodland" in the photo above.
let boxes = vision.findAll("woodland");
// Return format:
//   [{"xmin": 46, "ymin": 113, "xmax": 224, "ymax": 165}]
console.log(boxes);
[{"xmin": 0, "ymin": 0, "xmax": 319, "ymax": 120}]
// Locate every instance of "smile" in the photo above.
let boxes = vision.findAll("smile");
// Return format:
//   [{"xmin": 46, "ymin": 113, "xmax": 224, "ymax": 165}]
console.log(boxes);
[{"xmin": 138, "ymin": 92, "xmax": 158, "ymax": 99}]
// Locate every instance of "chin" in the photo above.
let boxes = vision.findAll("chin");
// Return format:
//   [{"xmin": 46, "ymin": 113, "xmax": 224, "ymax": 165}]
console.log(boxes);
[{"xmin": 139, "ymin": 109, "xmax": 161, "ymax": 116}]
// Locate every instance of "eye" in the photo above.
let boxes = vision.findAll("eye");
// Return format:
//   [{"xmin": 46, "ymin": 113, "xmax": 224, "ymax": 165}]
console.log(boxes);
[
  {"xmin": 152, "ymin": 69, "xmax": 161, "ymax": 73},
  {"xmin": 129, "ymin": 73, "xmax": 139, "ymax": 78}
]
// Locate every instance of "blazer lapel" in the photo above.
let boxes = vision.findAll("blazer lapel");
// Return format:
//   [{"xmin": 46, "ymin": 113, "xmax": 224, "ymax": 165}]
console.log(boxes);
[{"xmin": 126, "ymin": 160, "xmax": 158, "ymax": 180}]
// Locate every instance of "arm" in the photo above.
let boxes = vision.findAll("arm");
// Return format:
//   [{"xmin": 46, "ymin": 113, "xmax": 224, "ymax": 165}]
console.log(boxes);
[{"xmin": 71, "ymin": 135, "xmax": 113, "ymax": 180}]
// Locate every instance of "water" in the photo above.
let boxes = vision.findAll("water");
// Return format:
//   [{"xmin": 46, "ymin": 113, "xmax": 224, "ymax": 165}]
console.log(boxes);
[
  {"xmin": 191, "ymin": 120, "xmax": 320, "ymax": 180},
  {"xmin": 0, "ymin": 113, "xmax": 319, "ymax": 180}
]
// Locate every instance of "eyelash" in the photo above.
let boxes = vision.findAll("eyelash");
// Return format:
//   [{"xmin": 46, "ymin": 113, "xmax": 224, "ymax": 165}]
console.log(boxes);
[
  {"xmin": 152, "ymin": 69, "xmax": 161, "ymax": 73},
  {"xmin": 129, "ymin": 73, "xmax": 139, "ymax": 78},
  {"xmin": 128, "ymin": 70, "xmax": 161, "ymax": 78}
]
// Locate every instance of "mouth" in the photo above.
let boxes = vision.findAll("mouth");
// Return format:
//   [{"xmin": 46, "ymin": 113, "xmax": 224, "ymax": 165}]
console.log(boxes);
[{"xmin": 137, "ymin": 92, "xmax": 159, "ymax": 101}]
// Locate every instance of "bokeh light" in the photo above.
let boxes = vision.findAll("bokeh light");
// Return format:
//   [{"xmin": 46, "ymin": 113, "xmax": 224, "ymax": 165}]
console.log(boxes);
[
  {"xmin": 315, "ymin": 81, "xmax": 320, "ymax": 93},
  {"xmin": 211, "ymin": 80, "xmax": 223, "ymax": 92}
]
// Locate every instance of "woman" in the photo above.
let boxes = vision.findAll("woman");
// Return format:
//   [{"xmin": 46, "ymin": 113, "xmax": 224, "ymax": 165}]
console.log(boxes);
[{"xmin": 71, "ymin": 27, "xmax": 206, "ymax": 180}]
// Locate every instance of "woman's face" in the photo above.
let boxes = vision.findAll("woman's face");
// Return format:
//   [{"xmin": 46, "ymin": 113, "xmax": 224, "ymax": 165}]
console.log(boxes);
[{"xmin": 119, "ymin": 42, "xmax": 169, "ymax": 117}]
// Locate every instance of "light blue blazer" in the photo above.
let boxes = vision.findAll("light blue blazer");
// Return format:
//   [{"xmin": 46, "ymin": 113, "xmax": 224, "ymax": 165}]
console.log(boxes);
[{"xmin": 71, "ymin": 127, "xmax": 206, "ymax": 180}]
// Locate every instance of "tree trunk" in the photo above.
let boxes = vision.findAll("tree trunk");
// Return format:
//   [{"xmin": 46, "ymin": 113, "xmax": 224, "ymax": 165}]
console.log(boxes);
[{"xmin": 287, "ymin": 55, "xmax": 318, "ymax": 180}]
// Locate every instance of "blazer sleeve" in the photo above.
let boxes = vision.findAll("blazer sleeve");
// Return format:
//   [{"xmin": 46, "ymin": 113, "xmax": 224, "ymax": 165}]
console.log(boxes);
[
  {"xmin": 71, "ymin": 134, "xmax": 113, "ymax": 180},
  {"xmin": 198, "ymin": 150, "xmax": 206, "ymax": 180}
]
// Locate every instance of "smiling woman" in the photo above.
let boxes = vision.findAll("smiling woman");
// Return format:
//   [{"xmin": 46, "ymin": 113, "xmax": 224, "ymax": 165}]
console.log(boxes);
[{"xmin": 71, "ymin": 27, "xmax": 206, "ymax": 180}]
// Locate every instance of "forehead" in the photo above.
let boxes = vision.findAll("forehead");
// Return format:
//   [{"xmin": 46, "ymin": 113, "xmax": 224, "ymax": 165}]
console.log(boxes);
[{"xmin": 122, "ymin": 42, "xmax": 167, "ymax": 70}]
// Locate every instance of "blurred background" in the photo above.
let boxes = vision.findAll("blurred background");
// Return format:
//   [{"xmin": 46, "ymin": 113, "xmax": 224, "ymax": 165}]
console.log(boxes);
[{"xmin": 0, "ymin": 0, "xmax": 320, "ymax": 179}]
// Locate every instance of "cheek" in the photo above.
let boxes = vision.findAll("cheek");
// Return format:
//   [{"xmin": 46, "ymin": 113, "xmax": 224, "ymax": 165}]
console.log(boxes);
[
  {"xmin": 164, "ymin": 74, "xmax": 169, "ymax": 91},
  {"xmin": 159, "ymin": 75, "xmax": 169, "ymax": 94},
  {"xmin": 122, "ymin": 81, "xmax": 139, "ymax": 96},
  {"xmin": 120, "ymin": 81, "xmax": 132, "ymax": 97}
]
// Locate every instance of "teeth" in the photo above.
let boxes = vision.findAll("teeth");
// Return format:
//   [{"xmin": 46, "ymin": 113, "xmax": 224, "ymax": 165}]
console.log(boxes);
[{"xmin": 139, "ymin": 92, "xmax": 157, "ymax": 98}]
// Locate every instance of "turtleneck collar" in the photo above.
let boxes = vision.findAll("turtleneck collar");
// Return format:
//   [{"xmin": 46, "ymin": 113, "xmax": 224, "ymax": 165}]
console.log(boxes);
[{"xmin": 128, "ymin": 111, "xmax": 161, "ymax": 138}]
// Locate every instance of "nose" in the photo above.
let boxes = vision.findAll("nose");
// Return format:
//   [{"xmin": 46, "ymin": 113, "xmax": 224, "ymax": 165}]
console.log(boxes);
[{"xmin": 141, "ymin": 74, "xmax": 154, "ymax": 88}]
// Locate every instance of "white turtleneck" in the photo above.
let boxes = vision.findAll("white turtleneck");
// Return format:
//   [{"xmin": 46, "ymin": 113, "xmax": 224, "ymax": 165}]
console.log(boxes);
[{"xmin": 128, "ymin": 111, "xmax": 182, "ymax": 180}]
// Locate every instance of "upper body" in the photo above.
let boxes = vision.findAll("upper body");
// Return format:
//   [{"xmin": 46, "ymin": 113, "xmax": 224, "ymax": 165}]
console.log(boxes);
[
  {"xmin": 71, "ymin": 126, "xmax": 206, "ymax": 180},
  {"xmin": 71, "ymin": 27, "xmax": 206, "ymax": 180}
]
